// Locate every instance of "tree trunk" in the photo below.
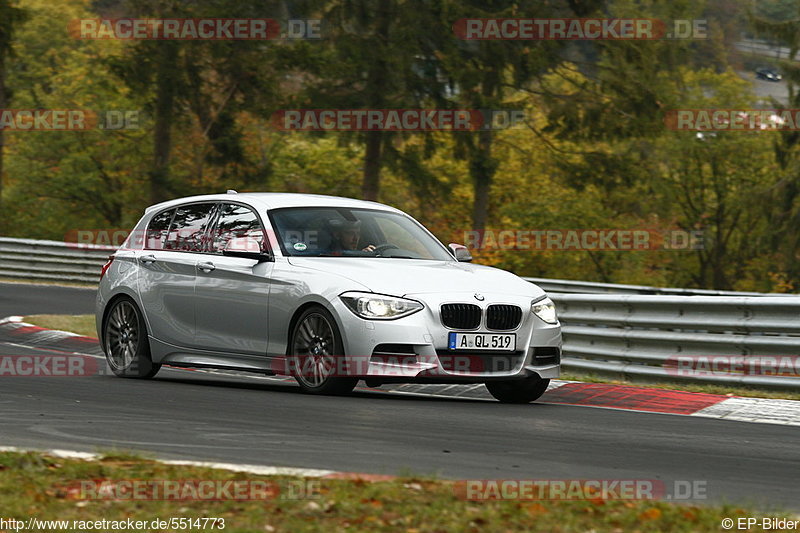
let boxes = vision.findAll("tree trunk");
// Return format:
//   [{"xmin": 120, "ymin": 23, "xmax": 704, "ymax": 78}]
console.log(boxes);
[
  {"xmin": 470, "ymin": 127, "xmax": 495, "ymax": 231},
  {"xmin": 711, "ymin": 237, "xmax": 729, "ymax": 290},
  {"xmin": 150, "ymin": 42, "xmax": 178, "ymax": 205},
  {"xmin": 470, "ymin": 65, "xmax": 500, "ymax": 231},
  {"xmin": 0, "ymin": 49, "xmax": 6, "ymax": 230},
  {"xmin": 361, "ymin": 131, "xmax": 382, "ymax": 201},
  {"xmin": 359, "ymin": 0, "xmax": 391, "ymax": 202}
]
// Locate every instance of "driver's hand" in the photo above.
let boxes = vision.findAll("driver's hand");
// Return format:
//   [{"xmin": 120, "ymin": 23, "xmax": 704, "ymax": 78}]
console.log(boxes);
[{"xmin": 362, "ymin": 244, "xmax": 376, "ymax": 252}]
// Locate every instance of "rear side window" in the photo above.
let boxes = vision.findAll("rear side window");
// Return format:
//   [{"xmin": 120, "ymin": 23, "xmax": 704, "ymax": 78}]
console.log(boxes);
[
  {"xmin": 145, "ymin": 208, "xmax": 175, "ymax": 250},
  {"xmin": 164, "ymin": 203, "xmax": 217, "ymax": 252},
  {"xmin": 210, "ymin": 203, "xmax": 266, "ymax": 253}
]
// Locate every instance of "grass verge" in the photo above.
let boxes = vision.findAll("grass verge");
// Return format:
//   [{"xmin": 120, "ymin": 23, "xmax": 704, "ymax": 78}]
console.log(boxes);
[
  {"xmin": 0, "ymin": 450, "xmax": 780, "ymax": 532},
  {"xmin": 0, "ymin": 277, "xmax": 96, "ymax": 289},
  {"xmin": 23, "ymin": 314, "xmax": 97, "ymax": 338}
]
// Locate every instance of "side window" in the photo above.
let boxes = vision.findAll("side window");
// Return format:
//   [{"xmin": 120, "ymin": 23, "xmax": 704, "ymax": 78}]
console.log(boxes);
[
  {"xmin": 164, "ymin": 203, "xmax": 216, "ymax": 252},
  {"xmin": 145, "ymin": 208, "xmax": 175, "ymax": 250},
  {"xmin": 211, "ymin": 203, "xmax": 266, "ymax": 253}
]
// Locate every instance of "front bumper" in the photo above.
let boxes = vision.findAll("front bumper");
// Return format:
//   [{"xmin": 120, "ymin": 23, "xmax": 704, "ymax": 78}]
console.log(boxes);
[{"xmin": 331, "ymin": 291, "xmax": 561, "ymax": 381}]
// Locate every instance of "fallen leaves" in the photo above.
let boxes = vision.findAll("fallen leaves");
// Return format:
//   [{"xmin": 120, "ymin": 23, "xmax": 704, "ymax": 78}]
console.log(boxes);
[
  {"xmin": 359, "ymin": 498, "xmax": 383, "ymax": 508},
  {"xmin": 637, "ymin": 507, "xmax": 662, "ymax": 521},
  {"xmin": 524, "ymin": 502, "xmax": 549, "ymax": 516}
]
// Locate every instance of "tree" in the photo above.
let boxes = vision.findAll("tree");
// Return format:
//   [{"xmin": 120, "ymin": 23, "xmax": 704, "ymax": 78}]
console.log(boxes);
[
  {"xmin": 104, "ymin": 0, "xmax": 291, "ymax": 203},
  {"xmin": 292, "ymin": 0, "xmax": 447, "ymax": 201},
  {"xmin": 3, "ymin": 0, "xmax": 149, "ymax": 236},
  {"xmin": 435, "ymin": 0, "xmax": 603, "ymax": 230},
  {"xmin": 0, "ymin": 0, "xmax": 27, "ymax": 229},
  {"xmin": 750, "ymin": 4, "xmax": 800, "ymax": 284}
]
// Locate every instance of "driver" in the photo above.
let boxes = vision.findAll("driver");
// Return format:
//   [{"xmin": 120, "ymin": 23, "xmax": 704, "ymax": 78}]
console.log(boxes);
[{"xmin": 328, "ymin": 219, "xmax": 376, "ymax": 253}]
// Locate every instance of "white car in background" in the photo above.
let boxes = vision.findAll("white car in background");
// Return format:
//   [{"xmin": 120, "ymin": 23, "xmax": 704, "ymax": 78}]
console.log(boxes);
[{"xmin": 96, "ymin": 192, "xmax": 561, "ymax": 403}]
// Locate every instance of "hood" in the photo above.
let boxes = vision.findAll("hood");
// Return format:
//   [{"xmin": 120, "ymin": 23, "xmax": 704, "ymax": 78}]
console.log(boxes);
[{"xmin": 286, "ymin": 257, "xmax": 544, "ymax": 298}]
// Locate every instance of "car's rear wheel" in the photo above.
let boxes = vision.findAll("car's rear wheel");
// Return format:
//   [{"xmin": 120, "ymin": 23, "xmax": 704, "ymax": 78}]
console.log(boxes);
[
  {"xmin": 485, "ymin": 376, "xmax": 550, "ymax": 403},
  {"xmin": 289, "ymin": 306, "xmax": 357, "ymax": 395},
  {"xmin": 103, "ymin": 298, "xmax": 160, "ymax": 379}
]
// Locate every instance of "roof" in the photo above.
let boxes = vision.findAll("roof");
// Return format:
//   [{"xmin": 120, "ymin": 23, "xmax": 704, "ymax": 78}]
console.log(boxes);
[{"xmin": 144, "ymin": 192, "xmax": 401, "ymax": 214}]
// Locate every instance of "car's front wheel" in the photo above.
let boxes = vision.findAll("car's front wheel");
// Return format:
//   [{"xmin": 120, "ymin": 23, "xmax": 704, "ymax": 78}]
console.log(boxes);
[
  {"xmin": 485, "ymin": 376, "xmax": 550, "ymax": 403},
  {"xmin": 103, "ymin": 298, "xmax": 160, "ymax": 378},
  {"xmin": 289, "ymin": 306, "xmax": 358, "ymax": 395}
]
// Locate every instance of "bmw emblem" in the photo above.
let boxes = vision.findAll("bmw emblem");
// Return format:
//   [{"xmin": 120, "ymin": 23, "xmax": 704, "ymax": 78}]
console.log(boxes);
[{"xmin": 474, "ymin": 293, "xmax": 485, "ymax": 301}]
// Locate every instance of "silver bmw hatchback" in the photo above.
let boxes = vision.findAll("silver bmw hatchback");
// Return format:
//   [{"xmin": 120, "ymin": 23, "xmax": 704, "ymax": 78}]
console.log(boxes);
[{"xmin": 96, "ymin": 192, "xmax": 561, "ymax": 403}]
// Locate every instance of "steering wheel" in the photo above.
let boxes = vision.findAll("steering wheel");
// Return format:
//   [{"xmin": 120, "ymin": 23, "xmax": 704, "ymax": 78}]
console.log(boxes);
[{"xmin": 372, "ymin": 243, "xmax": 399, "ymax": 256}]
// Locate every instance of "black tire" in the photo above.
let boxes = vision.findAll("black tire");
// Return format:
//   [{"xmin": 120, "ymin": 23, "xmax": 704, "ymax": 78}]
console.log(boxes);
[
  {"xmin": 485, "ymin": 376, "xmax": 550, "ymax": 404},
  {"xmin": 103, "ymin": 298, "xmax": 160, "ymax": 379},
  {"xmin": 289, "ymin": 306, "xmax": 357, "ymax": 395}
]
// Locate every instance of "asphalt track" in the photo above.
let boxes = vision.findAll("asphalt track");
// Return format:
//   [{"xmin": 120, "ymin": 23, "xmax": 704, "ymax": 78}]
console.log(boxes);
[{"xmin": 0, "ymin": 282, "xmax": 797, "ymax": 510}]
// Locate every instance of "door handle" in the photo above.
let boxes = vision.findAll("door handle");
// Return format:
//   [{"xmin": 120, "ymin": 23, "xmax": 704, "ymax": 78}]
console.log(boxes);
[
  {"xmin": 140, "ymin": 254, "xmax": 156, "ymax": 264},
  {"xmin": 198, "ymin": 261, "xmax": 216, "ymax": 273}
]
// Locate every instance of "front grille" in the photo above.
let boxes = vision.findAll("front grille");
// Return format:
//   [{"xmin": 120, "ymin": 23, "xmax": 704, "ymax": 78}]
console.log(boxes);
[
  {"xmin": 440, "ymin": 303, "xmax": 482, "ymax": 329},
  {"xmin": 486, "ymin": 304, "xmax": 522, "ymax": 330}
]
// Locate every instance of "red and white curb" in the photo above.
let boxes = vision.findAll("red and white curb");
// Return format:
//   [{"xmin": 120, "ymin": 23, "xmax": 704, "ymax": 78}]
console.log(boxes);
[
  {"xmin": 0, "ymin": 446, "xmax": 394, "ymax": 481},
  {"xmin": 691, "ymin": 396, "xmax": 800, "ymax": 426},
  {"xmin": 534, "ymin": 381, "xmax": 800, "ymax": 426},
  {"xmin": 0, "ymin": 315, "xmax": 103, "ymax": 356},
  {"xmin": 2, "ymin": 315, "xmax": 800, "ymax": 427}
]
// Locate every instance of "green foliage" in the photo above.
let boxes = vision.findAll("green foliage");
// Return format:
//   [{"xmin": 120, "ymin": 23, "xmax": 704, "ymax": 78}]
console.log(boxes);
[
  {"xmin": 0, "ymin": 0, "xmax": 797, "ymax": 291},
  {"xmin": 3, "ymin": 0, "xmax": 148, "ymax": 236}
]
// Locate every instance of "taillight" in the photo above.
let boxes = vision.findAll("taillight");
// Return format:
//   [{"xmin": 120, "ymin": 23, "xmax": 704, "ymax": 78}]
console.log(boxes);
[{"xmin": 100, "ymin": 255, "xmax": 115, "ymax": 280}]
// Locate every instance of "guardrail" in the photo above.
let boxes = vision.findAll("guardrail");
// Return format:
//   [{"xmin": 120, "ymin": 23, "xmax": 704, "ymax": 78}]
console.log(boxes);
[
  {"xmin": 0, "ymin": 237, "xmax": 113, "ymax": 283},
  {"xmin": 522, "ymin": 277, "xmax": 791, "ymax": 296},
  {"xmin": 551, "ymin": 293, "xmax": 800, "ymax": 390},
  {"xmin": 735, "ymin": 38, "xmax": 800, "ymax": 62},
  {"xmin": 2, "ymin": 237, "xmax": 799, "ymax": 389}
]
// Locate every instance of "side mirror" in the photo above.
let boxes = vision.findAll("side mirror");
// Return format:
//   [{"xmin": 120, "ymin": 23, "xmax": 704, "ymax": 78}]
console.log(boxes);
[
  {"xmin": 448, "ymin": 243, "xmax": 473, "ymax": 262},
  {"xmin": 222, "ymin": 236, "xmax": 273, "ymax": 262}
]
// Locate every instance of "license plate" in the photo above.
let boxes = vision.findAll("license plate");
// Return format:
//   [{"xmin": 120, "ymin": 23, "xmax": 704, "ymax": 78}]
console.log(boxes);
[{"xmin": 448, "ymin": 332, "xmax": 516, "ymax": 351}]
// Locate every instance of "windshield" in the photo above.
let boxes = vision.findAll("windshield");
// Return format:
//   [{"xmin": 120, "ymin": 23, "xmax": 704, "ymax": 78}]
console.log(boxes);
[{"xmin": 270, "ymin": 207, "xmax": 453, "ymax": 260}]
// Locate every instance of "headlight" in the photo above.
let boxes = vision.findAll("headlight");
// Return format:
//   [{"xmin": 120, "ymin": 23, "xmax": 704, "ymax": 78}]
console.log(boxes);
[
  {"xmin": 340, "ymin": 292, "xmax": 424, "ymax": 320},
  {"xmin": 531, "ymin": 296, "xmax": 558, "ymax": 324}
]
